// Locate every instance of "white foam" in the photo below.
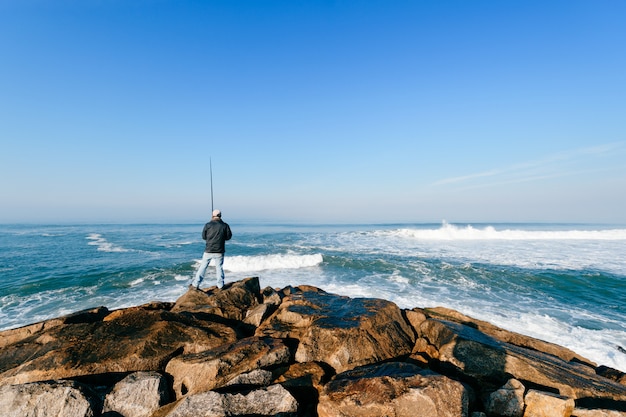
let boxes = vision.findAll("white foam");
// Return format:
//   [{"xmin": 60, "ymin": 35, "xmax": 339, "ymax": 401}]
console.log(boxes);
[
  {"xmin": 129, "ymin": 278, "xmax": 144, "ymax": 286},
  {"xmin": 86, "ymin": 234, "xmax": 129, "ymax": 253},
  {"xmin": 193, "ymin": 253, "xmax": 324, "ymax": 273},
  {"xmin": 394, "ymin": 222, "xmax": 626, "ymax": 241}
]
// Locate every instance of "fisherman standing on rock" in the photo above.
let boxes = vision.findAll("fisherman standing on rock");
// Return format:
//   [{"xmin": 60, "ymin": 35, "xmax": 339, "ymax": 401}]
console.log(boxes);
[{"xmin": 191, "ymin": 209, "xmax": 232, "ymax": 289}]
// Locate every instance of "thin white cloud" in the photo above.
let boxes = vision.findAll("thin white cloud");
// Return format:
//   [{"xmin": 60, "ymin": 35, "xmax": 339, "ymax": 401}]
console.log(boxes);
[{"xmin": 431, "ymin": 142, "xmax": 626, "ymax": 189}]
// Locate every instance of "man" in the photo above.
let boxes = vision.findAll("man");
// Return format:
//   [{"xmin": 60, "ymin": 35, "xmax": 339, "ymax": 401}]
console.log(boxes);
[{"xmin": 191, "ymin": 209, "xmax": 232, "ymax": 289}]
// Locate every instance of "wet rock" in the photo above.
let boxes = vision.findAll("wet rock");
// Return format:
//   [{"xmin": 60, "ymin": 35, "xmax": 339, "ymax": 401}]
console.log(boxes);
[
  {"xmin": 573, "ymin": 409, "xmax": 626, "ymax": 416},
  {"xmin": 0, "ymin": 379, "xmax": 99, "ymax": 417},
  {"xmin": 256, "ymin": 286, "xmax": 415, "ymax": 373},
  {"xmin": 596, "ymin": 366, "xmax": 626, "ymax": 386},
  {"xmin": 413, "ymin": 316, "xmax": 626, "ymax": 401},
  {"xmin": 0, "ymin": 308, "xmax": 237, "ymax": 385},
  {"xmin": 159, "ymin": 384, "xmax": 298, "ymax": 417},
  {"xmin": 423, "ymin": 307, "xmax": 594, "ymax": 367},
  {"xmin": 523, "ymin": 389, "xmax": 575, "ymax": 417},
  {"xmin": 0, "ymin": 306, "xmax": 109, "ymax": 349},
  {"xmin": 317, "ymin": 361, "xmax": 468, "ymax": 417},
  {"xmin": 102, "ymin": 371, "xmax": 170, "ymax": 417},
  {"xmin": 165, "ymin": 336, "xmax": 292, "ymax": 397}
]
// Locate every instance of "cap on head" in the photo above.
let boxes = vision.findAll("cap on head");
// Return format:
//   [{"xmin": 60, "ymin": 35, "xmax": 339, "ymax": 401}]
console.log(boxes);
[{"xmin": 212, "ymin": 209, "xmax": 222, "ymax": 218}]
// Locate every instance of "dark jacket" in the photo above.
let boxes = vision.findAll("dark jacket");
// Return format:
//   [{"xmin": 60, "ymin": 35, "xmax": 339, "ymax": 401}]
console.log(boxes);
[{"xmin": 202, "ymin": 218, "xmax": 232, "ymax": 253}]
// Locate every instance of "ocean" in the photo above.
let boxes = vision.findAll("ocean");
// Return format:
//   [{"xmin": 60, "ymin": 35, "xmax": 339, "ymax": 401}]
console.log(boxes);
[{"xmin": 1, "ymin": 222, "xmax": 625, "ymax": 372}]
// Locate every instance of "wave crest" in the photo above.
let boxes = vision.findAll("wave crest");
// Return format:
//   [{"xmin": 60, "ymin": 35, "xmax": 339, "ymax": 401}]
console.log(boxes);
[
  {"xmin": 86, "ymin": 234, "xmax": 129, "ymax": 252},
  {"xmin": 223, "ymin": 253, "xmax": 323, "ymax": 272},
  {"xmin": 394, "ymin": 222, "xmax": 626, "ymax": 241}
]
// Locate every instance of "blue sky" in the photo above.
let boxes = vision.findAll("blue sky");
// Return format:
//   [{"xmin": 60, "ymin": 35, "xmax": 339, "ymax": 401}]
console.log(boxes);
[{"xmin": 1, "ymin": 1, "xmax": 625, "ymax": 224}]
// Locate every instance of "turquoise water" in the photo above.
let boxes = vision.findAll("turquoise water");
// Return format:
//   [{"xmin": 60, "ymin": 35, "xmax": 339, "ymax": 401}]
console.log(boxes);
[{"xmin": 1, "ymin": 222, "xmax": 625, "ymax": 372}]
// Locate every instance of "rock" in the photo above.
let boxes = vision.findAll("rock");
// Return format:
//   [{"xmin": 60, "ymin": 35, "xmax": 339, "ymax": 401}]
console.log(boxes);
[
  {"xmin": 0, "ymin": 306, "xmax": 109, "ymax": 349},
  {"xmin": 256, "ymin": 286, "xmax": 416, "ymax": 373},
  {"xmin": 413, "ymin": 316, "xmax": 626, "ymax": 401},
  {"xmin": 171, "ymin": 277, "xmax": 261, "ymax": 321},
  {"xmin": 160, "ymin": 384, "xmax": 298, "ymax": 417},
  {"xmin": 0, "ymin": 308, "xmax": 238, "ymax": 385},
  {"xmin": 423, "ymin": 307, "xmax": 594, "ymax": 367},
  {"xmin": 244, "ymin": 303, "xmax": 275, "ymax": 327},
  {"xmin": 573, "ymin": 409, "xmax": 626, "ymax": 416},
  {"xmin": 0, "ymin": 379, "xmax": 99, "ymax": 417},
  {"xmin": 596, "ymin": 366, "xmax": 626, "ymax": 386},
  {"xmin": 317, "ymin": 361, "xmax": 468, "ymax": 417},
  {"xmin": 2, "ymin": 279, "xmax": 626, "ymax": 417},
  {"xmin": 165, "ymin": 336, "xmax": 292, "ymax": 397},
  {"xmin": 275, "ymin": 362, "xmax": 331, "ymax": 416},
  {"xmin": 275, "ymin": 361, "xmax": 329, "ymax": 393},
  {"xmin": 485, "ymin": 379, "xmax": 526, "ymax": 417},
  {"xmin": 523, "ymin": 389, "xmax": 575, "ymax": 417},
  {"xmin": 262, "ymin": 286, "xmax": 283, "ymax": 305},
  {"xmin": 102, "ymin": 371, "xmax": 170, "ymax": 417},
  {"xmin": 224, "ymin": 369, "xmax": 274, "ymax": 387}
]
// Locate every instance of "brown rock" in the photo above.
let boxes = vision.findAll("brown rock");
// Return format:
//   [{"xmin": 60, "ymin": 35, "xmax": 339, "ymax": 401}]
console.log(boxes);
[
  {"xmin": 261, "ymin": 286, "xmax": 283, "ymax": 305},
  {"xmin": 275, "ymin": 362, "xmax": 329, "ymax": 392},
  {"xmin": 165, "ymin": 336, "xmax": 292, "ymax": 397},
  {"xmin": 171, "ymin": 277, "xmax": 261, "ymax": 321},
  {"xmin": 573, "ymin": 409, "xmax": 626, "ymax": 416},
  {"xmin": 596, "ymin": 366, "xmax": 626, "ymax": 386},
  {"xmin": 275, "ymin": 362, "xmax": 331, "ymax": 416},
  {"xmin": 256, "ymin": 286, "xmax": 415, "ymax": 373},
  {"xmin": 423, "ymin": 307, "xmax": 595, "ymax": 367},
  {"xmin": 317, "ymin": 361, "xmax": 468, "ymax": 417},
  {"xmin": 0, "ymin": 380, "xmax": 99, "ymax": 417},
  {"xmin": 523, "ymin": 389, "xmax": 575, "ymax": 417},
  {"xmin": 0, "ymin": 308, "xmax": 237, "ymax": 385},
  {"xmin": 243, "ymin": 303, "xmax": 275, "ymax": 327},
  {"xmin": 0, "ymin": 306, "xmax": 109, "ymax": 349},
  {"xmin": 415, "ymin": 317, "xmax": 626, "ymax": 401}
]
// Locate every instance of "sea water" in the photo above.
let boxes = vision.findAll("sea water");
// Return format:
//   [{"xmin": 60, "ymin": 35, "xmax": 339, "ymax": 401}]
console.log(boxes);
[{"xmin": 0, "ymin": 222, "xmax": 624, "ymax": 372}]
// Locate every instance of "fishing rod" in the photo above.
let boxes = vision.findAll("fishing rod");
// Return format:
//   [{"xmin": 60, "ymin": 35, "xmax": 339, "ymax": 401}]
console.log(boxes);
[{"xmin": 210, "ymin": 157, "xmax": 214, "ymax": 212}]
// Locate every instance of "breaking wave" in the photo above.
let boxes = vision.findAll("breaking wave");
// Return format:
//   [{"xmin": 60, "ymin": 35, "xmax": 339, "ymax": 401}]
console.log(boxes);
[
  {"xmin": 86, "ymin": 234, "xmax": 129, "ymax": 252},
  {"xmin": 224, "ymin": 253, "xmax": 324, "ymax": 273},
  {"xmin": 393, "ymin": 222, "xmax": 626, "ymax": 241}
]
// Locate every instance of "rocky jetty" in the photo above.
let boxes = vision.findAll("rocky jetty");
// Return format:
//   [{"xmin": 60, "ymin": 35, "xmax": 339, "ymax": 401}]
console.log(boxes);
[{"xmin": 1, "ymin": 277, "xmax": 625, "ymax": 417}]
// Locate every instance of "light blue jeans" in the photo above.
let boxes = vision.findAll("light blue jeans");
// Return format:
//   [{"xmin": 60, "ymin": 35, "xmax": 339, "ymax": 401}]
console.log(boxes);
[{"xmin": 192, "ymin": 252, "xmax": 225, "ymax": 289}]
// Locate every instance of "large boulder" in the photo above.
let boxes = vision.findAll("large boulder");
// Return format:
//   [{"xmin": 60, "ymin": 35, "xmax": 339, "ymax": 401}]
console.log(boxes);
[
  {"xmin": 0, "ymin": 307, "xmax": 238, "ymax": 385},
  {"xmin": 171, "ymin": 277, "xmax": 261, "ymax": 321},
  {"xmin": 423, "ymin": 307, "xmax": 595, "ymax": 366},
  {"xmin": 165, "ymin": 336, "xmax": 292, "ymax": 397},
  {"xmin": 102, "ymin": 371, "xmax": 170, "ymax": 417},
  {"xmin": 410, "ymin": 313, "xmax": 626, "ymax": 402},
  {"xmin": 0, "ymin": 306, "xmax": 110, "ymax": 349},
  {"xmin": 256, "ymin": 286, "xmax": 416, "ymax": 373},
  {"xmin": 157, "ymin": 384, "xmax": 298, "ymax": 417},
  {"xmin": 485, "ymin": 379, "xmax": 526, "ymax": 417},
  {"xmin": 523, "ymin": 389, "xmax": 575, "ymax": 417},
  {"xmin": 0, "ymin": 380, "xmax": 99, "ymax": 417},
  {"xmin": 317, "ymin": 361, "xmax": 468, "ymax": 417}
]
